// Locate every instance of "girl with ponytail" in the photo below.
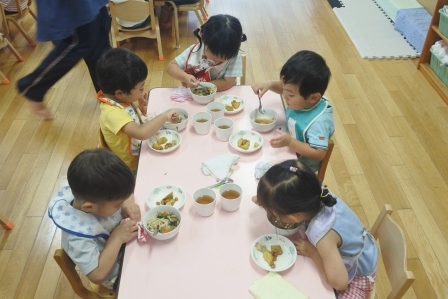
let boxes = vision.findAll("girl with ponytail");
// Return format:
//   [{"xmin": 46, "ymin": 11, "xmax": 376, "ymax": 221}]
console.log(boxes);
[{"xmin": 254, "ymin": 160, "xmax": 378, "ymax": 299}]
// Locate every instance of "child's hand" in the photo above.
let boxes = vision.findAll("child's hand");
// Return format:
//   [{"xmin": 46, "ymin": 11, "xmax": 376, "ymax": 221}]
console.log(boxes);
[
  {"xmin": 251, "ymin": 82, "xmax": 270, "ymax": 98},
  {"xmin": 138, "ymin": 93, "xmax": 148, "ymax": 115},
  {"xmin": 111, "ymin": 220, "xmax": 138, "ymax": 243},
  {"xmin": 270, "ymin": 129, "xmax": 292, "ymax": 148},
  {"xmin": 252, "ymin": 195, "xmax": 260, "ymax": 206},
  {"xmin": 122, "ymin": 202, "xmax": 141, "ymax": 221},
  {"xmin": 294, "ymin": 238, "xmax": 317, "ymax": 257},
  {"xmin": 165, "ymin": 109, "xmax": 178, "ymax": 122},
  {"xmin": 182, "ymin": 74, "xmax": 200, "ymax": 88}
]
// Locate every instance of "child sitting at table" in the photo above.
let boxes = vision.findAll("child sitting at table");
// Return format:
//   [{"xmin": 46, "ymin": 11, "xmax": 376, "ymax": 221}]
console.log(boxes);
[
  {"xmin": 48, "ymin": 148, "xmax": 142, "ymax": 289},
  {"xmin": 253, "ymin": 160, "xmax": 378, "ymax": 299},
  {"xmin": 96, "ymin": 48, "xmax": 178, "ymax": 171},
  {"xmin": 166, "ymin": 14, "xmax": 247, "ymax": 92},
  {"xmin": 251, "ymin": 50, "xmax": 334, "ymax": 173}
]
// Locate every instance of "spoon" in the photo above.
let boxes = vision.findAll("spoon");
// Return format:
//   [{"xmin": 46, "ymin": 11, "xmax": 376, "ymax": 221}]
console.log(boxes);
[
  {"xmin": 206, "ymin": 177, "xmax": 234, "ymax": 189},
  {"xmin": 257, "ymin": 90, "xmax": 266, "ymax": 114}
]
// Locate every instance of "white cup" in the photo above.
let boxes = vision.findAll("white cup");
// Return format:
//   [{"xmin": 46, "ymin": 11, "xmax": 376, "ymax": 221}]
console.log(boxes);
[
  {"xmin": 206, "ymin": 102, "xmax": 225, "ymax": 123},
  {"xmin": 219, "ymin": 183, "xmax": 242, "ymax": 212},
  {"xmin": 214, "ymin": 117, "xmax": 234, "ymax": 142},
  {"xmin": 192, "ymin": 112, "xmax": 212, "ymax": 135},
  {"xmin": 193, "ymin": 188, "xmax": 216, "ymax": 217}
]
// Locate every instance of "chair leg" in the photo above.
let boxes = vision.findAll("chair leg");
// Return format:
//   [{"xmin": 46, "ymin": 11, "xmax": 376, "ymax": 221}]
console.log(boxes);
[
  {"xmin": 155, "ymin": 27, "xmax": 164, "ymax": 61},
  {"xmin": 195, "ymin": 10, "xmax": 204, "ymax": 25},
  {"xmin": 6, "ymin": 18, "xmax": 37, "ymax": 46},
  {"xmin": 29, "ymin": 9, "xmax": 37, "ymax": 20},
  {"xmin": 0, "ymin": 214, "xmax": 14, "ymax": 230},
  {"xmin": 201, "ymin": 7, "xmax": 208, "ymax": 19},
  {"xmin": 0, "ymin": 70, "xmax": 10, "ymax": 85},
  {"xmin": 5, "ymin": 39, "xmax": 24, "ymax": 62}
]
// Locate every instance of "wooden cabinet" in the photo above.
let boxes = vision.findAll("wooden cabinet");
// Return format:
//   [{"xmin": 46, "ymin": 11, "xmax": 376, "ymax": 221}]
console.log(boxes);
[{"xmin": 418, "ymin": 0, "xmax": 448, "ymax": 104}]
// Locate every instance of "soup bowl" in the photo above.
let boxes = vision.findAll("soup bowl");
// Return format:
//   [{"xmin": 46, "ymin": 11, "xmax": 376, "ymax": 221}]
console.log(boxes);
[
  {"xmin": 190, "ymin": 82, "xmax": 217, "ymax": 104},
  {"xmin": 143, "ymin": 205, "xmax": 182, "ymax": 240},
  {"xmin": 163, "ymin": 108, "xmax": 189, "ymax": 131},
  {"xmin": 267, "ymin": 214, "xmax": 300, "ymax": 236},
  {"xmin": 249, "ymin": 108, "xmax": 278, "ymax": 132}
]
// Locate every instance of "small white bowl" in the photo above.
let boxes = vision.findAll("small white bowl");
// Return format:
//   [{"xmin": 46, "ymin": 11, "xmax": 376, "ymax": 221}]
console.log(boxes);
[
  {"xmin": 249, "ymin": 108, "xmax": 278, "ymax": 132},
  {"xmin": 147, "ymin": 129, "xmax": 182, "ymax": 153},
  {"xmin": 190, "ymin": 82, "xmax": 217, "ymax": 104},
  {"xmin": 251, "ymin": 234, "xmax": 297, "ymax": 272},
  {"xmin": 142, "ymin": 206, "xmax": 182, "ymax": 240},
  {"xmin": 268, "ymin": 216, "xmax": 300, "ymax": 236},
  {"xmin": 163, "ymin": 108, "xmax": 189, "ymax": 131},
  {"xmin": 229, "ymin": 130, "xmax": 263, "ymax": 153}
]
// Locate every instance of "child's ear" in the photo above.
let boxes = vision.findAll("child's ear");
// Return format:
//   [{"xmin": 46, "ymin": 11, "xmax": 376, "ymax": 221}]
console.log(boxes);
[
  {"xmin": 114, "ymin": 89, "xmax": 125, "ymax": 99},
  {"xmin": 80, "ymin": 201, "xmax": 96, "ymax": 213},
  {"xmin": 308, "ymin": 92, "xmax": 322, "ymax": 104}
]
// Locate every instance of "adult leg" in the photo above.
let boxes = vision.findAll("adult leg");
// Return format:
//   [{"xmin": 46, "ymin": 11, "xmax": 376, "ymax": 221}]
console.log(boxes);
[{"xmin": 82, "ymin": 6, "xmax": 112, "ymax": 92}]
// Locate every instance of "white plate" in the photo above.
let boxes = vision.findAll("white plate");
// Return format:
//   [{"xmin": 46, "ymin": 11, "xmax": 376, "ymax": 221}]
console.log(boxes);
[
  {"xmin": 229, "ymin": 130, "xmax": 263, "ymax": 153},
  {"xmin": 214, "ymin": 95, "xmax": 245, "ymax": 114},
  {"xmin": 146, "ymin": 184, "xmax": 186, "ymax": 209},
  {"xmin": 251, "ymin": 234, "xmax": 297, "ymax": 272},
  {"xmin": 147, "ymin": 129, "xmax": 182, "ymax": 153}
]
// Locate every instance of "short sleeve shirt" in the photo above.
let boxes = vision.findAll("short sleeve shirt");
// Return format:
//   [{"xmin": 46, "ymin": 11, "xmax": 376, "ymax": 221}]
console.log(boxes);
[{"xmin": 174, "ymin": 44, "xmax": 242, "ymax": 79}]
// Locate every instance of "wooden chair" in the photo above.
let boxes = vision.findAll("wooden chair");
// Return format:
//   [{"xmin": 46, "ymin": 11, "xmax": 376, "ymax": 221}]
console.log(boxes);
[
  {"xmin": 109, "ymin": 0, "xmax": 164, "ymax": 60},
  {"xmin": 176, "ymin": 0, "xmax": 208, "ymax": 25},
  {"xmin": 368, "ymin": 205, "xmax": 415, "ymax": 299},
  {"xmin": 98, "ymin": 129, "xmax": 109, "ymax": 149},
  {"xmin": 0, "ymin": 213, "xmax": 14, "ymax": 230},
  {"xmin": 0, "ymin": 3, "xmax": 24, "ymax": 85},
  {"xmin": 236, "ymin": 52, "xmax": 246, "ymax": 86},
  {"xmin": 317, "ymin": 139, "xmax": 334, "ymax": 182},
  {"xmin": 5, "ymin": 0, "xmax": 37, "ymax": 46},
  {"xmin": 53, "ymin": 249, "xmax": 116, "ymax": 299}
]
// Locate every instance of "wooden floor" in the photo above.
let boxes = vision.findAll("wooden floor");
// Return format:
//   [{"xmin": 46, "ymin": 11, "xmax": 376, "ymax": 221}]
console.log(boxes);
[{"xmin": 0, "ymin": 0, "xmax": 447, "ymax": 298}]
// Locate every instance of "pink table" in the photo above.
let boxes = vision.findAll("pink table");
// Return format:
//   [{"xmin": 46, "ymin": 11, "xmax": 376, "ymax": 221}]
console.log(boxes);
[{"xmin": 118, "ymin": 86, "xmax": 335, "ymax": 299}]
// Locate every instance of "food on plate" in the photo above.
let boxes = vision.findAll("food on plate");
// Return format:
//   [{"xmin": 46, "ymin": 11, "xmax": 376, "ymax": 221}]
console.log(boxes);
[
  {"xmin": 156, "ymin": 191, "xmax": 178, "ymax": 206},
  {"xmin": 225, "ymin": 105, "xmax": 234, "ymax": 111},
  {"xmin": 237, "ymin": 138, "xmax": 250, "ymax": 150},
  {"xmin": 255, "ymin": 242, "xmax": 283, "ymax": 269},
  {"xmin": 146, "ymin": 211, "xmax": 180, "ymax": 234},
  {"xmin": 152, "ymin": 143, "xmax": 163, "ymax": 150},
  {"xmin": 164, "ymin": 140, "xmax": 177, "ymax": 150},
  {"xmin": 254, "ymin": 142, "xmax": 260, "ymax": 149},
  {"xmin": 254, "ymin": 118, "xmax": 274, "ymax": 124},
  {"xmin": 192, "ymin": 86, "xmax": 215, "ymax": 96},
  {"xmin": 157, "ymin": 137, "xmax": 168, "ymax": 145},
  {"xmin": 231, "ymin": 99, "xmax": 240, "ymax": 109}
]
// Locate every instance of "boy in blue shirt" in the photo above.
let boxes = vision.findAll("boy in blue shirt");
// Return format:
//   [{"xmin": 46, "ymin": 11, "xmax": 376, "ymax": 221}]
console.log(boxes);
[{"xmin": 252, "ymin": 50, "xmax": 334, "ymax": 173}]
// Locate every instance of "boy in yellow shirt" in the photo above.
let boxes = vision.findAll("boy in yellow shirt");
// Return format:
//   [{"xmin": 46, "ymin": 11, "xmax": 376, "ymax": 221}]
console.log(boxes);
[{"xmin": 96, "ymin": 48, "xmax": 178, "ymax": 171}]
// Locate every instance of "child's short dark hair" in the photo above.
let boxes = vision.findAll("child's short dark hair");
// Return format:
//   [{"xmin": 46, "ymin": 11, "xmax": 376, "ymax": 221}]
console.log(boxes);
[
  {"xmin": 193, "ymin": 14, "xmax": 247, "ymax": 60},
  {"xmin": 280, "ymin": 50, "xmax": 331, "ymax": 99},
  {"xmin": 96, "ymin": 48, "xmax": 148, "ymax": 95},
  {"xmin": 257, "ymin": 160, "xmax": 336, "ymax": 218},
  {"xmin": 68, "ymin": 148, "xmax": 135, "ymax": 203}
]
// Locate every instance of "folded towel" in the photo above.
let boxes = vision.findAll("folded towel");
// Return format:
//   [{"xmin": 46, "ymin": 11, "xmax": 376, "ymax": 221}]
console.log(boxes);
[
  {"xmin": 201, "ymin": 153, "xmax": 239, "ymax": 180},
  {"xmin": 249, "ymin": 272, "xmax": 309, "ymax": 299},
  {"xmin": 170, "ymin": 86, "xmax": 193, "ymax": 102},
  {"xmin": 255, "ymin": 161, "xmax": 272, "ymax": 179},
  {"xmin": 121, "ymin": 218, "xmax": 149, "ymax": 242}
]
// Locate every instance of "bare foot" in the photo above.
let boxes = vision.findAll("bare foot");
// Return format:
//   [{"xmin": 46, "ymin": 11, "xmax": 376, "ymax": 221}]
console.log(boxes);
[{"xmin": 26, "ymin": 99, "xmax": 53, "ymax": 119}]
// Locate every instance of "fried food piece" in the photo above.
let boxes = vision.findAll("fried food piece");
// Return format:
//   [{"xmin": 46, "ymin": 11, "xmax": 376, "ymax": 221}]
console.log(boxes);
[
  {"xmin": 231, "ymin": 100, "xmax": 240, "ymax": 109},
  {"xmin": 164, "ymin": 142, "xmax": 173, "ymax": 149},
  {"xmin": 254, "ymin": 142, "xmax": 260, "ymax": 149},
  {"xmin": 255, "ymin": 242, "xmax": 267, "ymax": 252},
  {"xmin": 225, "ymin": 105, "xmax": 234, "ymax": 111},
  {"xmin": 157, "ymin": 137, "xmax": 168, "ymax": 145},
  {"xmin": 156, "ymin": 191, "xmax": 178, "ymax": 206},
  {"xmin": 262, "ymin": 250, "xmax": 276, "ymax": 269},
  {"xmin": 152, "ymin": 143, "xmax": 163, "ymax": 150},
  {"xmin": 271, "ymin": 245, "xmax": 283, "ymax": 257},
  {"xmin": 237, "ymin": 138, "xmax": 250, "ymax": 150}
]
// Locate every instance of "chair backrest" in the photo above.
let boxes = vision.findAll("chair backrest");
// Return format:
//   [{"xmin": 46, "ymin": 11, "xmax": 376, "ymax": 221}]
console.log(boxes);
[
  {"xmin": 370, "ymin": 205, "xmax": 415, "ymax": 299},
  {"xmin": 53, "ymin": 249, "xmax": 115, "ymax": 299},
  {"xmin": 237, "ymin": 52, "xmax": 246, "ymax": 85},
  {"xmin": 0, "ymin": 3, "xmax": 9, "ymax": 36},
  {"xmin": 109, "ymin": 0, "xmax": 157, "ymax": 34},
  {"xmin": 317, "ymin": 139, "xmax": 334, "ymax": 182}
]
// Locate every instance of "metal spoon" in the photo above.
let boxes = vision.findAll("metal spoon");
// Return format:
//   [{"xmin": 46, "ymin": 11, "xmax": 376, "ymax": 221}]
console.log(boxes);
[
  {"xmin": 257, "ymin": 90, "xmax": 266, "ymax": 114},
  {"xmin": 206, "ymin": 177, "xmax": 234, "ymax": 189}
]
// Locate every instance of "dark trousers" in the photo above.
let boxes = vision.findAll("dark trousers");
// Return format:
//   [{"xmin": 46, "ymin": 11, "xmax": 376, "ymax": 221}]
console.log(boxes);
[{"xmin": 17, "ymin": 6, "xmax": 111, "ymax": 102}]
